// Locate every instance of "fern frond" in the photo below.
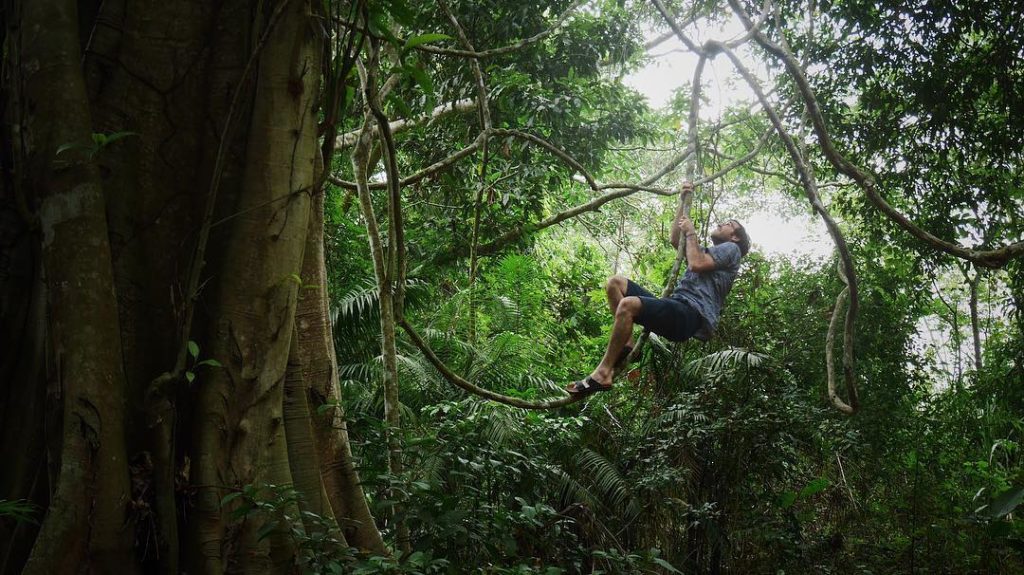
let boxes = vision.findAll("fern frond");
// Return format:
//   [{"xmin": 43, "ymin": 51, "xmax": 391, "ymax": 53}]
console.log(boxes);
[
  {"xmin": 334, "ymin": 280, "xmax": 380, "ymax": 322},
  {"xmin": 683, "ymin": 347, "xmax": 768, "ymax": 380},
  {"xmin": 575, "ymin": 448, "xmax": 640, "ymax": 518}
]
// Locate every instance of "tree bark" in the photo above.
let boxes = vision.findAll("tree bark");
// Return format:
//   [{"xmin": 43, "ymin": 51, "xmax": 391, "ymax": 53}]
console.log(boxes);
[
  {"xmin": 188, "ymin": 0, "xmax": 321, "ymax": 572},
  {"xmin": 0, "ymin": 200, "xmax": 48, "ymax": 575},
  {"xmin": 16, "ymin": 1, "xmax": 134, "ymax": 573},
  {"xmin": 296, "ymin": 189, "xmax": 387, "ymax": 554},
  {"xmin": 968, "ymin": 271, "xmax": 983, "ymax": 373},
  {"xmin": 3, "ymin": 0, "xmax": 385, "ymax": 572}
]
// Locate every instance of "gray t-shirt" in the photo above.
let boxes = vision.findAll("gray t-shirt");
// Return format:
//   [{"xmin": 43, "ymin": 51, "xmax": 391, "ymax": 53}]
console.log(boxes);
[{"xmin": 670, "ymin": 241, "xmax": 742, "ymax": 340}]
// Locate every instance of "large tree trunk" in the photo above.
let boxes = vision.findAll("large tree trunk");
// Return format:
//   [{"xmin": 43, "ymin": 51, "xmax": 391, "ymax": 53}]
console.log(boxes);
[
  {"xmin": 0, "ymin": 189, "xmax": 48, "ymax": 574},
  {"xmin": 188, "ymin": 0, "xmax": 321, "ymax": 571},
  {"xmin": 297, "ymin": 190, "xmax": 387, "ymax": 554},
  {"xmin": 2, "ymin": 0, "xmax": 385, "ymax": 572},
  {"xmin": 15, "ymin": 1, "xmax": 134, "ymax": 573}
]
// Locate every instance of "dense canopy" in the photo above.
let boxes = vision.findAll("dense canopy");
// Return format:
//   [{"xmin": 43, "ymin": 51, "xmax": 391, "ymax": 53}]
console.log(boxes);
[{"xmin": 1, "ymin": 0, "xmax": 1022, "ymax": 573}]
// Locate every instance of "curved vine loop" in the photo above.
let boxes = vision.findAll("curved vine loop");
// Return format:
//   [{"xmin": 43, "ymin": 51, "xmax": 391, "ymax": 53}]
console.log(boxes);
[
  {"xmin": 826, "ymin": 261, "xmax": 858, "ymax": 413},
  {"xmin": 399, "ymin": 319, "xmax": 583, "ymax": 409},
  {"xmin": 710, "ymin": 39, "xmax": 861, "ymax": 414}
]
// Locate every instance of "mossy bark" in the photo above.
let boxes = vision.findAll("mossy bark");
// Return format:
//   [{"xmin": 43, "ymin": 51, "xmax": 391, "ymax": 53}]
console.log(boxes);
[
  {"xmin": 15, "ymin": 1, "xmax": 134, "ymax": 573},
  {"xmin": 2, "ymin": 0, "xmax": 385, "ymax": 573},
  {"xmin": 297, "ymin": 190, "xmax": 387, "ymax": 554},
  {"xmin": 189, "ymin": 0, "xmax": 321, "ymax": 571}
]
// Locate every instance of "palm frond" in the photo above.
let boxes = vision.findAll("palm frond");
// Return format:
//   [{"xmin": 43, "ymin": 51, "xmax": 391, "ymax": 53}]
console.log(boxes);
[
  {"xmin": 463, "ymin": 401, "xmax": 523, "ymax": 447},
  {"xmin": 338, "ymin": 360, "xmax": 380, "ymax": 383},
  {"xmin": 333, "ymin": 278, "xmax": 430, "ymax": 324},
  {"xmin": 683, "ymin": 347, "xmax": 768, "ymax": 380},
  {"xmin": 551, "ymin": 464, "xmax": 602, "ymax": 512},
  {"xmin": 420, "ymin": 327, "xmax": 475, "ymax": 354},
  {"xmin": 333, "ymin": 279, "xmax": 380, "ymax": 324},
  {"xmin": 492, "ymin": 294, "xmax": 522, "ymax": 318},
  {"xmin": 575, "ymin": 448, "xmax": 641, "ymax": 519}
]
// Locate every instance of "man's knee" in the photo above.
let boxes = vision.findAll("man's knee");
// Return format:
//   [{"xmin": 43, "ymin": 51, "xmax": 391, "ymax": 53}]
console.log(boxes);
[
  {"xmin": 606, "ymin": 274, "xmax": 627, "ymax": 293},
  {"xmin": 615, "ymin": 296, "xmax": 641, "ymax": 318}
]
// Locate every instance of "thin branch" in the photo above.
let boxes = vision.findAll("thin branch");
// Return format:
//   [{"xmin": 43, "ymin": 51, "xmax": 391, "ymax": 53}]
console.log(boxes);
[
  {"xmin": 644, "ymin": 29, "xmax": 678, "ymax": 51},
  {"xmin": 329, "ymin": 130, "xmax": 487, "ymax": 190},
  {"xmin": 665, "ymin": 54, "xmax": 706, "ymax": 295},
  {"xmin": 440, "ymin": 0, "xmax": 492, "ymax": 335},
  {"xmin": 316, "ymin": 0, "xmax": 363, "ymax": 191},
  {"xmin": 472, "ymin": 122, "xmax": 771, "ymax": 259},
  {"xmin": 353, "ymin": 67, "xmax": 388, "ymax": 289},
  {"xmin": 650, "ymin": 0, "xmax": 769, "ymax": 57},
  {"xmin": 367, "ymin": 66, "xmax": 407, "ymax": 318},
  {"xmin": 826, "ymin": 279, "xmax": 855, "ymax": 414},
  {"xmin": 335, "ymin": 98, "xmax": 477, "ymax": 148},
  {"xmin": 336, "ymin": 91, "xmax": 767, "ymax": 267},
  {"xmin": 650, "ymin": 0, "xmax": 702, "ymax": 54}
]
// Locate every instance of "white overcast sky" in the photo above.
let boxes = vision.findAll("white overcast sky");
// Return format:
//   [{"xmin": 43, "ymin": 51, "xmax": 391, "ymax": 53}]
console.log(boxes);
[{"xmin": 623, "ymin": 21, "xmax": 834, "ymax": 260}]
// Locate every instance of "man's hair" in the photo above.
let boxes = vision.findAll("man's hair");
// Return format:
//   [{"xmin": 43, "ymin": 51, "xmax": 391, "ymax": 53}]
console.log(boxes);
[{"xmin": 730, "ymin": 220, "xmax": 751, "ymax": 256}]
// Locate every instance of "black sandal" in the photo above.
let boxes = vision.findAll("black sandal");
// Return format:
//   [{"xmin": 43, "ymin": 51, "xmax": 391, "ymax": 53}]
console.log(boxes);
[{"xmin": 567, "ymin": 376, "xmax": 613, "ymax": 396}]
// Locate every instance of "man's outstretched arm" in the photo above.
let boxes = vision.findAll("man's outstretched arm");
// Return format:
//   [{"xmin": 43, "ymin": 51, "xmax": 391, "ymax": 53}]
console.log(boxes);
[{"xmin": 670, "ymin": 181, "xmax": 694, "ymax": 249}]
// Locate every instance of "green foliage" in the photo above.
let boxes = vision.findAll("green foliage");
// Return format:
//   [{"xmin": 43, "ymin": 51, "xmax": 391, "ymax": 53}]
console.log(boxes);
[
  {"xmin": 55, "ymin": 131, "xmax": 138, "ymax": 162},
  {"xmin": 324, "ymin": 1, "xmax": 1024, "ymax": 573},
  {"xmin": 184, "ymin": 339, "xmax": 222, "ymax": 384},
  {"xmin": 0, "ymin": 499, "xmax": 39, "ymax": 525}
]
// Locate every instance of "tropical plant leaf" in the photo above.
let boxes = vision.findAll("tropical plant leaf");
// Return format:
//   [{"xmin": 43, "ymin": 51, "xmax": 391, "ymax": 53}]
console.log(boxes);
[{"xmin": 403, "ymin": 33, "xmax": 452, "ymax": 50}]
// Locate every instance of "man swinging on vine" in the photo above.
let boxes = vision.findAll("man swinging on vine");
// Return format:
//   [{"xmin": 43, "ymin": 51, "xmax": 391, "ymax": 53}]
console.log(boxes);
[{"xmin": 568, "ymin": 182, "xmax": 751, "ymax": 395}]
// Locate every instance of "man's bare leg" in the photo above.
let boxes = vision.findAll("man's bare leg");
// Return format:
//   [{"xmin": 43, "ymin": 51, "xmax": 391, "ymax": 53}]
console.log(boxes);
[
  {"xmin": 605, "ymin": 275, "xmax": 637, "ymax": 349},
  {"xmin": 586, "ymin": 296, "xmax": 641, "ymax": 386}
]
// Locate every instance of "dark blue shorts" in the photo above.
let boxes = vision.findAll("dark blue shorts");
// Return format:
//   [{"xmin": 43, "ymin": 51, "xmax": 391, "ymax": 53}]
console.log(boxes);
[{"xmin": 626, "ymin": 280, "xmax": 702, "ymax": 342}]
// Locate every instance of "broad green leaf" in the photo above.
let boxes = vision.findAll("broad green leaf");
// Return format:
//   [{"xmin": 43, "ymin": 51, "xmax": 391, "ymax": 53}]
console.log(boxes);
[
  {"xmin": 988, "ymin": 485, "xmax": 1024, "ymax": 518},
  {"xmin": 403, "ymin": 33, "xmax": 452, "ymax": 50},
  {"xmin": 188, "ymin": 340, "xmax": 199, "ymax": 359},
  {"xmin": 185, "ymin": 371, "xmax": 195, "ymax": 383},
  {"xmin": 652, "ymin": 557, "xmax": 682, "ymax": 573},
  {"xmin": 101, "ymin": 131, "xmax": 139, "ymax": 146}
]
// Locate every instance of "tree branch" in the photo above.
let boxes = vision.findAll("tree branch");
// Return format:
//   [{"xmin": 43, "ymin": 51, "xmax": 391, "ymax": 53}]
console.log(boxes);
[
  {"xmin": 414, "ymin": 0, "xmax": 588, "ymax": 59},
  {"xmin": 399, "ymin": 319, "xmax": 581, "ymax": 409},
  {"xmin": 335, "ymin": 98, "xmax": 477, "ymax": 148}
]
